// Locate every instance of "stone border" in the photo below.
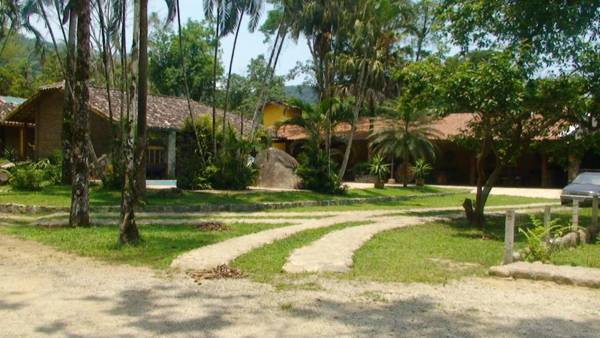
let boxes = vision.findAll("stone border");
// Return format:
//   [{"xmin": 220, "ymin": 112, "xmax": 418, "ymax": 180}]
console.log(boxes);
[
  {"xmin": 0, "ymin": 192, "xmax": 462, "ymax": 215},
  {"xmin": 490, "ymin": 262, "xmax": 600, "ymax": 288}
]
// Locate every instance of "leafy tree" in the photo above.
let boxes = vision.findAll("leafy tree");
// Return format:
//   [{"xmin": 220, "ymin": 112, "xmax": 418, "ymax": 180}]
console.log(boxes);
[
  {"xmin": 441, "ymin": 0, "xmax": 600, "ymax": 65},
  {"xmin": 439, "ymin": 52, "xmax": 560, "ymax": 227},
  {"xmin": 149, "ymin": 20, "xmax": 219, "ymax": 103}
]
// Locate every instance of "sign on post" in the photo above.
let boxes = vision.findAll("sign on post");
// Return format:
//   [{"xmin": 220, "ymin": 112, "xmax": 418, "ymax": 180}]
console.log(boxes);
[{"xmin": 504, "ymin": 210, "xmax": 515, "ymax": 265}]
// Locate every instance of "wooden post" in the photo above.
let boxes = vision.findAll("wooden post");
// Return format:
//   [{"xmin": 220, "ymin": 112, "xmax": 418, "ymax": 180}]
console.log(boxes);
[
  {"xmin": 544, "ymin": 206, "xmax": 551, "ymax": 240},
  {"xmin": 592, "ymin": 195, "xmax": 598, "ymax": 228},
  {"xmin": 504, "ymin": 210, "xmax": 515, "ymax": 265},
  {"xmin": 572, "ymin": 199, "xmax": 580, "ymax": 231},
  {"xmin": 18, "ymin": 127, "xmax": 25, "ymax": 159}
]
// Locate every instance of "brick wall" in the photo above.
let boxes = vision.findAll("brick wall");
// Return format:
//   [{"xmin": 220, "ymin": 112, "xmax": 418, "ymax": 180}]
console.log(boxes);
[{"xmin": 35, "ymin": 92, "xmax": 112, "ymax": 159}]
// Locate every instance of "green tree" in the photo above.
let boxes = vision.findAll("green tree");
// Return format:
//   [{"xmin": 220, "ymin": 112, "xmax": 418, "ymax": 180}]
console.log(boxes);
[
  {"xmin": 440, "ymin": 52, "xmax": 559, "ymax": 227},
  {"xmin": 149, "ymin": 20, "xmax": 219, "ymax": 103}
]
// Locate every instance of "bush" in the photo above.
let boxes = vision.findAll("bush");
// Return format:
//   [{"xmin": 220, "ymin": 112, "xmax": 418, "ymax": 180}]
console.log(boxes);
[
  {"xmin": 212, "ymin": 128, "xmax": 258, "ymax": 190},
  {"xmin": 7, "ymin": 153, "xmax": 62, "ymax": 191},
  {"xmin": 368, "ymin": 155, "xmax": 390, "ymax": 186},
  {"xmin": 176, "ymin": 117, "xmax": 259, "ymax": 191},
  {"xmin": 9, "ymin": 165, "xmax": 45, "ymax": 191},
  {"xmin": 519, "ymin": 216, "xmax": 569, "ymax": 262},
  {"xmin": 296, "ymin": 142, "xmax": 345, "ymax": 194}
]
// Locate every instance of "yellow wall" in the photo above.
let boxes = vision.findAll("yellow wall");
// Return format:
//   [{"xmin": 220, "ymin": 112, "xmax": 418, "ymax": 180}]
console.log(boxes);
[{"xmin": 263, "ymin": 102, "xmax": 299, "ymax": 129}]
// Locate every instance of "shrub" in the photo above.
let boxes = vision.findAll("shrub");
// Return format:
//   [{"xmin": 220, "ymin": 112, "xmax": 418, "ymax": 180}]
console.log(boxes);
[
  {"xmin": 519, "ymin": 215, "xmax": 568, "ymax": 262},
  {"xmin": 212, "ymin": 128, "xmax": 258, "ymax": 190},
  {"xmin": 9, "ymin": 164, "xmax": 45, "ymax": 191},
  {"xmin": 411, "ymin": 159, "xmax": 432, "ymax": 186},
  {"xmin": 8, "ymin": 153, "xmax": 62, "ymax": 191},
  {"xmin": 176, "ymin": 117, "xmax": 215, "ymax": 190},
  {"xmin": 296, "ymin": 142, "xmax": 345, "ymax": 194},
  {"xmin": 368, "ymin": 155, "xmax": 390, "ymax": 187},
  {"xmin": 176, "ymin": 117, "xmax": 259, "ymax": 191}
]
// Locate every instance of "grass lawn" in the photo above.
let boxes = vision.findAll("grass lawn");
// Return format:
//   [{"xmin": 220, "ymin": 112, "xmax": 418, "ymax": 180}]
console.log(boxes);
[
  {"xmin": 276, "ymin": 193, "xmax": 555, "ymax": 212},
  {"xmin": 2, "ymin": 222, "xmax": 291, "ymax": 269},
  {"xmin": 344, "ymin": 209, "xmax": 599, "ymax": 283},
  {"xmin": 0, "ymin": 185, "xmax": 456, "ymax": 208},
  {"xmin": 230, "ymin": 208, "xmax": 598, "ymax": 286}
]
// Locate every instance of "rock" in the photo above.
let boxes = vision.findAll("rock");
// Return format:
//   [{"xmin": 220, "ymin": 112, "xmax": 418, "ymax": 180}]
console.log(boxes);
[
  {"xmin": 0, "ymin": 169, "xmax": 10, "ymax": 184},
  {"xmin": 255, "ymin": 147, "xmax": 301, "ymax": 189},
  {"xmin": 0, "ymin": 161, "xmax": 15, "ymax": 170}
]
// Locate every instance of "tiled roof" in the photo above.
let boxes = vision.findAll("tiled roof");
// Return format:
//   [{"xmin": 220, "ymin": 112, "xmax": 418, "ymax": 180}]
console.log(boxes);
[
  {"xmin": 0, "ymin": 101, "xmax": 30, "ymax": 127},
  {"xmin": 276, "ymin": 113, "xmax": 475, "ymax": 141},
  {"xmin": 10, "ymin": 82, "xmax": 251, "ymax": 131}
]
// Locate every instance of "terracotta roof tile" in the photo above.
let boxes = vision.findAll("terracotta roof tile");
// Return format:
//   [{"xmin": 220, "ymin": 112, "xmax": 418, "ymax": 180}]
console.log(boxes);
[
  {"xmin": 276, "ymin": 113, "xmax": 475, "ymax": 141},
  {"xmin": 13, "ymin": 82, "xmax": 251, "ymax": 131}
]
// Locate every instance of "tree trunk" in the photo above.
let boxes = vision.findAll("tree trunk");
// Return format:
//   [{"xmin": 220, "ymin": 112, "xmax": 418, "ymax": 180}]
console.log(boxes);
[
  {"xmin": 464, "ymin": 150, "xmax": 503, "ymax": 228},
  {"xmin": 69, "ymin": 0, "xmax": 91, "ymax": 227},
  {"xmin": 61, "ymin": 10, "xmax": 77, "ymax": 185},
  {"xmin": 402, "ymin": 150, "xmax": 409, "ymax": 187},
  {"xmin": 223, "ymin": 12, "xmax": 243, "ymax": 142},
  {"xmin": 211, "ymin": 2, "xmax": 221, "ymax": 156},
  {"xmin": 119, "ymin": 0, "xmax": 146, "ymax": 245},
  {"xmin": 338, "ymin": 64, "xmax": 368, "ymax": 179},
  {"xmin": 568, "ymin": 154, "xmax": 581, "ymax": 182},
  {"xmin": 135, "ymin": 0, "xmax": 148, "ymax": 197}
]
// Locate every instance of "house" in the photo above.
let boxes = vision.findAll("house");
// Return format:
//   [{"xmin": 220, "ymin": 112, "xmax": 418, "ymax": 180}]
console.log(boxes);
[
  {"xmin": 0, "ymin": 96, "xmax": 33, "ymax": 160},
  {"xmin": 267, "ymin": 104, "xmax": 571, "ymax": 188},
  {"xmin": 4, "ymin": 83, "xmax": 249, "ymax": 178}
]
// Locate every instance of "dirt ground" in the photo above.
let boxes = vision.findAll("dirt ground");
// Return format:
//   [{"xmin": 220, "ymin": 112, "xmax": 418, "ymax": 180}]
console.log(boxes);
[{"xmin": 1, "ymin": 234, "xmax": 600, "ymax": 338}]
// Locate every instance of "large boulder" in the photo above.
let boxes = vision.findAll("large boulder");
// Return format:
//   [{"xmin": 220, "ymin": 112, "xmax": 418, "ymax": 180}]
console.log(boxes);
[{"xmin": 255, "ymin": 148, "xmax": 301, "ymax": 189}]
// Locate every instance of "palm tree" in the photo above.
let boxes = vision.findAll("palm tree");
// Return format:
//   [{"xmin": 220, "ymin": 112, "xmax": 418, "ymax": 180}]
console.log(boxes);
[
  {"xmin": 70, "ymin": 0, "xmax": 92, "ymax": 227},
  {"xmin": 204, "ymin": 0, "xmax": 236, "ymax": 155},
  {"xmin": 369, "ymin": 97, "xmax": 439, "ymax": 187},
  {"xmin": 222, "ymin": 0, "xmax": 263, "ymax": 141}
]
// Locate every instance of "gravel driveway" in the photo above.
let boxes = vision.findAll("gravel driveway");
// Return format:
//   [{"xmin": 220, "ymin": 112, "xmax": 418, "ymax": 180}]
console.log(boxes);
[{"xmin": 2, "ymin": 234, "xmax": 600, "ymax": 337}]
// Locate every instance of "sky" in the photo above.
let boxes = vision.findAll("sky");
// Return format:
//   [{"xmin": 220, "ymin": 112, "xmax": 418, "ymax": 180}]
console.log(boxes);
[{"xmin": 149, "ymin": 0, "xmax": 310, "ymax": 84}]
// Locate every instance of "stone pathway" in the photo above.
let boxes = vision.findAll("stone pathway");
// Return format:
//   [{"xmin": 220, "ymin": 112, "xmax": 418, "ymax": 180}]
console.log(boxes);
[
  {"xmin": 490, "ymin": 262, "xmax": 600, "ymax": 288},
  {"xmin": 284, "ymin": 216, "xmax": 434, "ymax": 273},
  {"xmin": 170, "ymin": 214, "xmax": 376, "ymax": 271}
]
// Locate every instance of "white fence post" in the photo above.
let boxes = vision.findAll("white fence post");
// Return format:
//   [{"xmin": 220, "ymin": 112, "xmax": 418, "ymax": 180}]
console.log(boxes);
[
  {"xmin": 504, "ymin": 209, "xmax": 515, "ymax": 265},
  {"xmin": 544, "ymin": 206, "xmax": 551, "ymax": 240},
  {"xmin": 572, "ymin": 199, "xmax": 580, "ymax": 231},
  {"xmin": 593, "ymin": 195, "xmax": 598, "ymax": 228}
]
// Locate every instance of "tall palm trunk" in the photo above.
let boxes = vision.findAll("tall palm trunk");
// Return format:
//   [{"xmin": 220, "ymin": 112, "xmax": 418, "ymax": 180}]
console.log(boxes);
[
  {"xmin": 250, "ymin": 25, "xmax": 287, "ymax": 139},
  {"xmin": 119, "ymin": 0, "xmax": 145, "ymax": 245},
  {"xmin": 61, "ymin": 10, "xmax": 77, "ymax": 185},
  {"xmin": 70, "ymin": 0, "xmax": 91, "ymax": 227},
  {"xmin": 211, "ymin": 1, "xmax": 221, "ymax": 156},
  {"xmin": 223, "ymin": 11, "xmax": 244, "ymax": 140},
  {"xmin": 135, "ymin": 0, "xmax": 148, "ymax": 197}
]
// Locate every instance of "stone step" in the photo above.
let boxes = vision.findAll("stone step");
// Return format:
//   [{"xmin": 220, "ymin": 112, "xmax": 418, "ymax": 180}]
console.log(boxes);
[{"xmin": 490, "ymin": 262, "xmax": 600, "ymax": 288}]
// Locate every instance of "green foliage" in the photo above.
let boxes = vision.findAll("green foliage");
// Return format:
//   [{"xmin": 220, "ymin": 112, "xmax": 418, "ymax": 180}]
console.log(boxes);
[
  {"xmin": 149, "ymin": 20, "xmax": 220, "ymax": 103},
  {"xmin": 9, "ymin": 165, "xmax": 45, "ymax": 191},
  {"xmin": 519, "ymin": 215, "xmax": 568, "ymax": 263},
  {"xmin": 8, "ymin": 152, "xmax": 62, "ymax": 191},
  {"xmin": 211, "ymin": 128, "xmax": 259, "ymax": 191},
  {"xmin": 368, "ymin": 155, "xmax": 390, "ymax": 182},
  {"xmin": 411, "ymin": 159, "xmax": 432, "ymax": 180},
  {"xmin": 296, "ymin": 143, "xmax": 345, "ymax": 195},
  {"xmin": 0, "ymin": 34, "xmax": 62, "ymax": 97},
  {"xmin": 176, "ymin": 116, "xmax": 215, "ymax": 190},
  {"xmin": 176, "ymin": 117, "xmax": 259, "ymax": 191}
]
